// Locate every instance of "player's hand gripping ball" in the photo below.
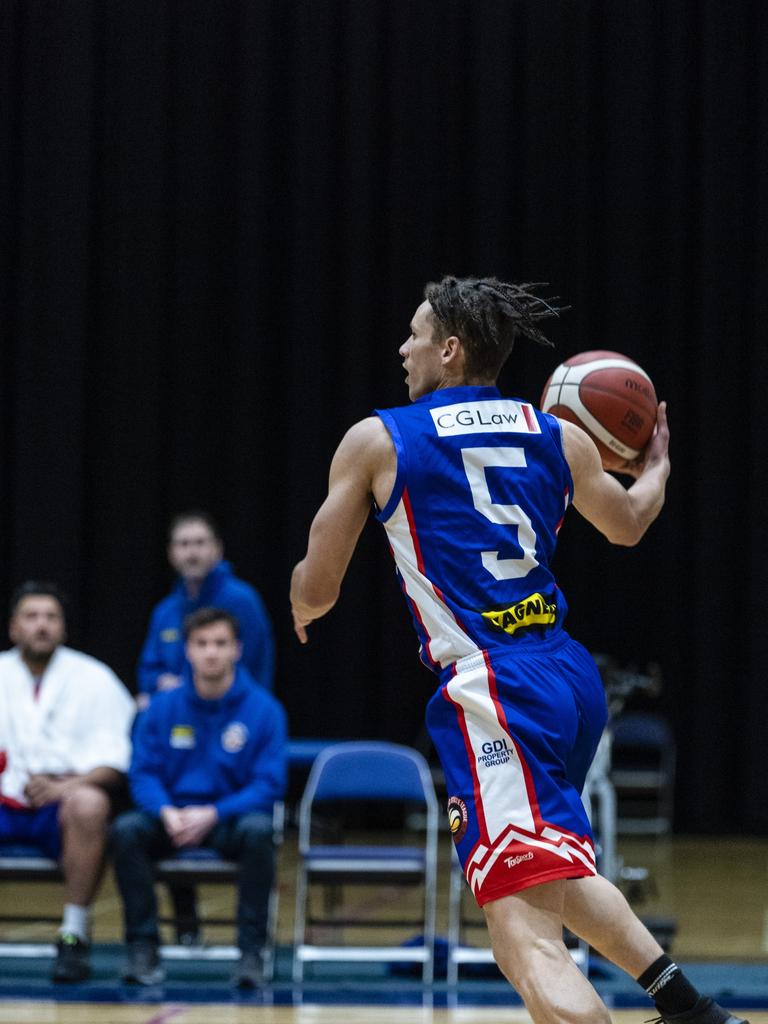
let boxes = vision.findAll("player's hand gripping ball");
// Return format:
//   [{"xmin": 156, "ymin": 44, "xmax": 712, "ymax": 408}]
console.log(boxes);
[{"xmin": 540, "ymin": 350, "xmax": 658, "ymax": 472}]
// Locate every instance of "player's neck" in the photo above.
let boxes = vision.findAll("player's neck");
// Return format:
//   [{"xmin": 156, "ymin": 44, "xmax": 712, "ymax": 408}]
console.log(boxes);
[{"xmin": 436, "ymin": 373, "xmax": 497, "ymax": 391}]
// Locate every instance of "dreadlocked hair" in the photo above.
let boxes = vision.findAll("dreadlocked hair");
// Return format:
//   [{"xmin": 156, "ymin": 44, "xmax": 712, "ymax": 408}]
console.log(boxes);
[{"xmin": 424, "ymin": 276, "xmax": 567, "ymax": 380}]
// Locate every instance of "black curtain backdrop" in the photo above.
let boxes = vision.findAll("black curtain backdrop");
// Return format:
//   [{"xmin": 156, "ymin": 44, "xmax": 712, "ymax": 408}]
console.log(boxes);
[{"xmin": 1, "ymin": 1, "xmax": 766, "ymax": 832}]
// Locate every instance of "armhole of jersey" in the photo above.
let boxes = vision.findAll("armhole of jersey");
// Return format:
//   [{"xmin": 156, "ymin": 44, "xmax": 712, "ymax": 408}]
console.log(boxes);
[
  {"xmin": 373, "ymin": 409, "xmax": 407, "ymax": 522},
  {"xmin": 542, "ymin": 411, "xmax": 574, "ymax": 506}
]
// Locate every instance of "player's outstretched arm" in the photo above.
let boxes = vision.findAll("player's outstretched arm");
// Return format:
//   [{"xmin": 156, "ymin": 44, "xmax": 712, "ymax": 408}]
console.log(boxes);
[
  {"xmin": 290, "ymin": 417, "xmax": 393, "ymax": 643},
  {"xmin": 562, "ymin": 402, "xmax": 670, "ymax": 546}
]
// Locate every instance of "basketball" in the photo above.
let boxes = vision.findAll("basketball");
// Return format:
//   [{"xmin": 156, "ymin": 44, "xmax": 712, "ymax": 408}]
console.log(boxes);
[{"xmin": 540, "ymin": 350, "xmax": 658, "ymax": 471}]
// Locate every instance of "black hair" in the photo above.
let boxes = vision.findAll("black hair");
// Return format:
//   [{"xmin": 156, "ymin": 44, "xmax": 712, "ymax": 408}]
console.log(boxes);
[
  {"xmin": 424, "ymin": 276, "xmax": 567, "ymax": 379},
  {"xmin": 183, "ymin": 606, "xmax": 240, "ymax": 640},
  {"xmin": 9, "ymin": 580, "xmax": 68, "ymax": 619},
  {"xmin": 168, "ymin": 510, "xmax": 222, "ymax": 543}
]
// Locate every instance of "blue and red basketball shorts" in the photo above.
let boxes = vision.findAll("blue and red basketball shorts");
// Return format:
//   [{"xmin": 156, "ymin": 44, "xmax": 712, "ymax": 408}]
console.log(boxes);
[{"xmin": 426, "ymin": 633, "xmax": 608, "ymax": 907}]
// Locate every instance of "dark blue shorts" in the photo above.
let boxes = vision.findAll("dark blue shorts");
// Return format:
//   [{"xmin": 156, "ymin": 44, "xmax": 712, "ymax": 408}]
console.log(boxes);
[
  {"xmin": 426, "ymin": 633, "xmax": 608, "ymax": 906},
  {"xmin": 0, "ymin": 803, "xmax": 62, "ymax": 859}
]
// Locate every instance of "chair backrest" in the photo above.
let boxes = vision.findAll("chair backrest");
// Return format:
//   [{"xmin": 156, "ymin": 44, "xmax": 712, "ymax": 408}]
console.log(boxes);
[
  {"xmin": 298, "ymin": 742, "xmax": 438, "ymax": 853},
  {"xmin": 610, "ymin": 712, "xmax": 675, "ymax": 750},
  {"xmin": 304, "ymin": 741, "xmax": 435, "ymax": 804}
]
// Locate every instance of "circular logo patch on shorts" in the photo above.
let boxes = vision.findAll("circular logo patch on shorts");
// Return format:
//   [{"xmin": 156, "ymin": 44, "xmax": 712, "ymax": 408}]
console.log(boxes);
[{"xmin": 447, "ymin": 796, "xmax": 468, "ymax": 842}]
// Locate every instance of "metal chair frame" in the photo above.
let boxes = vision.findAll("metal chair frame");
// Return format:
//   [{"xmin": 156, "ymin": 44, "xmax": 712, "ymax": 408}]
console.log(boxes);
[
  {"xmin": 292, "ymin": 741, "xmax": 439, "ymax": 986},
  {"xmin": 610, "ymin": 712, "xmax": 676, "ymax": 835}
]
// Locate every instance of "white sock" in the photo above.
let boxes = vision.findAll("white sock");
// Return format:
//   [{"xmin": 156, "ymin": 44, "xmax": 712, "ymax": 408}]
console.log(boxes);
[{"xmin": 60, "ymin": 903, "xmax": 90, "ymax": 942}]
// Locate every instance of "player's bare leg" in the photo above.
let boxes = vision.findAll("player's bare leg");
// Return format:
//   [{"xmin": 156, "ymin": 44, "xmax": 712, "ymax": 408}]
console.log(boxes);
[
  {"xmin": 484, "ymin": 879, "xmax": 612, "ymax": 1024},
  {"xmin": 58, "ymin": 783, "xmax": 111, "ymax": 906},
  {"xmin": 562, "ymin": 875, "xmax": 748, "ymax": 1024},
  {"xmin": 561, "ymin": 873, "xmax": 663, "ymax": 977}
]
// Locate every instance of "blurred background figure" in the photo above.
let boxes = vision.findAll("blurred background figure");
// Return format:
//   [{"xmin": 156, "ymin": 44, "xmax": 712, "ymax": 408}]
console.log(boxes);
[
  {"xmin": 0, "ymin": 581, "xmax": 134, "ymax": 983},
  {"xmin": 136, "ymin": 511, "xmax": 276, "ymax": 944},
  {"xmin": 112, "ymin": 607, "xmax": 286, "ymax": 989},
  {"xmin": 137, "ymin": 510, "xmax": 275, "ymax": 702}
]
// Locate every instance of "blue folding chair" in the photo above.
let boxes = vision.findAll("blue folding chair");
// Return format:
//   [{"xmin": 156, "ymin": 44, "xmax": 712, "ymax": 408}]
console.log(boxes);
[
  {"xmin": 610, "ymin": 712, "xmax": 676, "ymax": 835},
  {"xmin": 292, "ymin": 741, "xmax": 439, "ymax": 985}
]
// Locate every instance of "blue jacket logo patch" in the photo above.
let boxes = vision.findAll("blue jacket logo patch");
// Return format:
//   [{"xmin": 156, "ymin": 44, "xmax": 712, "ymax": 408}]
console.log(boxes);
[
  {"xmin": 222, "ymin": 722, "xmax": 248, "ymax": 753},
  {"xmin": 170, "ymin": 725, "xmax": 195, "ymax": 749}
]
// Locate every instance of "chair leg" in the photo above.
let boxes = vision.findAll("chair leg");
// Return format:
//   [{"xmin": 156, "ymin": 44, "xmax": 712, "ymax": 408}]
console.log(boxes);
[
  {"xmin": 168, "ymin": 882, "xmax": 199, "ymax": 944},
  {"xmin": 446, "ymin": 859, "xmax": 463, "ymax": 987},
  {"xmin": 423, "ymin": 873, "xmax": 437, "ymax": 986},
  {"xmin": 262, "ymin": 881, "xmax": 279, "ymax": 982},
  {"xmin": 292, "ymin": 865, "xmax": 308, "ymax": 984}
]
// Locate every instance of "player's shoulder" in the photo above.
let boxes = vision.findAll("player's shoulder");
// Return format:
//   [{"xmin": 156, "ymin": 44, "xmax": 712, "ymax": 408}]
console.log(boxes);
[
  {"xmin": 336, "ymin": 416, "xmax": 394, "ymax": 464},
  {"xmin": 344, "ymin": 415, "xmax": 391, "ymax": 445},
  {"xmin": 557, "ymin": 417, "xmax": 600, "ymax": 463},
  {"xmin": 553, "ymin": 418, "xmax": 606, "ymax": 495}
]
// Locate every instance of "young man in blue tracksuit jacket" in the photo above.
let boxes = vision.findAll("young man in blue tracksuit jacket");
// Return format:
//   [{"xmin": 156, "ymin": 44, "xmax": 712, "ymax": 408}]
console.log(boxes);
[
  {"xmin": 137, "ymin": 512, "xmax": 275, "ymax": 697},
  {"xmin": 112, "ymin": 607, "xmax": 287, "ymax": 988}
]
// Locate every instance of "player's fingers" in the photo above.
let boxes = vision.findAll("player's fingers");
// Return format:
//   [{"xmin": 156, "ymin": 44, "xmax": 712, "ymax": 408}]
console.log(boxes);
[
  {"xmin": 656, "ymin": 400, "xmax": 669, "ymax": 434},
  {"xmin": 292, "ymin": 609, "xmax": 309, "ymax": 644},
  {"xmin": 650, "ymin": 403, "xmax": 670, "ymax": 455}
]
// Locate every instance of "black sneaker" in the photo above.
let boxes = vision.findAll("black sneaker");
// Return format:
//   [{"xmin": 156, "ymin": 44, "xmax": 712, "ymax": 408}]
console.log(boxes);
[
  {"xmin": 121, "ymin": 941, "xmax": 165, "ymax": 985},
  {"xmin": 650, "ymin": 996, "xmax": 749, "ymax": 1024},
  {"xmin": 51, "ymin": 932, "xmax": 90, "ymax": 983},
  {"xmin": 231, "ymin": 949, "xmax": 264, "ymax": 989}
]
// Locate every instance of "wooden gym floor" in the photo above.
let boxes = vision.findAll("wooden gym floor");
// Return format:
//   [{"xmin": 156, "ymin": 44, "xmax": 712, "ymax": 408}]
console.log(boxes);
[{"xmin": 0, "ymin": 1006, "xmax": 766, "ymax": 1023}]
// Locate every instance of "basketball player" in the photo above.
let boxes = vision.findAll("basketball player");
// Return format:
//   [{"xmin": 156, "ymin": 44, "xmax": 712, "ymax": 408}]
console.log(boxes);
[{"xmin": 290, "ymin": 277, "xmax": 744, "ymax": 1024}]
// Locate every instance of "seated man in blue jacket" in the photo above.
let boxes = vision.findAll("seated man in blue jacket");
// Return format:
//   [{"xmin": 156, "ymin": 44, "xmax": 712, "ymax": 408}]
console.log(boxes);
[
  {"xmin": 112, "ymin": 607, "xmax": 287, "ymax": 988},
  {"xmin": 137, "ymin": 511, "xmax": 275, "ymax": 703},
  {"xmin": 136, "ymin": 513, "xmax": 277, "ymax": 946}
]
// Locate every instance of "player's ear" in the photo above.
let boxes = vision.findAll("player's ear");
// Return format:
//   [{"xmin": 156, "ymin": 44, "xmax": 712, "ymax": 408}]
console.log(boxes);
[{"xmin": 441, "ymin": 334, "xmax": 463, "ymax": 365}]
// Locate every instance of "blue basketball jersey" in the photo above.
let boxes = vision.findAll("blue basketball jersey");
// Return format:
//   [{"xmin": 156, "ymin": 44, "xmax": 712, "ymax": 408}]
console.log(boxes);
[{"xmin": 375, "ymin": 385, "xmax": 573, "ymax": 673}]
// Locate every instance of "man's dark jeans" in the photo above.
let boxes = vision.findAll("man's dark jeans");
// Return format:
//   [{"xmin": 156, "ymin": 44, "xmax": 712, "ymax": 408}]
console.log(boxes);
[{"xmin": 111, "ymin": 809, "xmax": 274, "ymax": 952}]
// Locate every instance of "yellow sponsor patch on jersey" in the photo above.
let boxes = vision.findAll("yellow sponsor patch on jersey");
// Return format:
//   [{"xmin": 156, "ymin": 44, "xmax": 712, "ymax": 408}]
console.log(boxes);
[
  {"xmin": 482, "ymin": 593, "xmax": 557, "ymax": 636},
  {"xmin": 170, "ymin": 725, "xmax": 196, "ymax": 749},
  {"xmin": 160, "ymin": 628, "xmax": 180, "ymax": 642}
]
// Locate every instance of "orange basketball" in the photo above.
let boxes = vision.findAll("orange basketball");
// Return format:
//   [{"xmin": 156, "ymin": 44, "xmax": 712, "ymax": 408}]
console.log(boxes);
[{"xmin": 540, "ymin": 350, "xmax": 658, "ymax": 471}]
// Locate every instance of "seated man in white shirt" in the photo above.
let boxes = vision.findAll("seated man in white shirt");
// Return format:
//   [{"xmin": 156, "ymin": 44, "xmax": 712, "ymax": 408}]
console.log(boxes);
[{"xmin": 0, "ymin": 581, "xmax": 135, "ymax": 983}]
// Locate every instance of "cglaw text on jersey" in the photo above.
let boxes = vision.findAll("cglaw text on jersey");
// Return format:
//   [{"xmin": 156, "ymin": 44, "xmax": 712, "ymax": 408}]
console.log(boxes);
[{"xmin": 435, "ymin": 407, "xmax": 519, "ymax": 430}]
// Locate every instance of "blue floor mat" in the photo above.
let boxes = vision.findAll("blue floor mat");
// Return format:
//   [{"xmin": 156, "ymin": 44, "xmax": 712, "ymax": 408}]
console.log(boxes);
[{"xmin": 2, "ymin": 944, "xmax": 768, "ymax": 1008}]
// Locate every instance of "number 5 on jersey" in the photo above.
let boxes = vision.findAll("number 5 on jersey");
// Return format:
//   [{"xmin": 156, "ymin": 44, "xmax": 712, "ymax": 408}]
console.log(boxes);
[{"xmin": 461, "ymin": 447, "xmax": 539, "ymax": 580}]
